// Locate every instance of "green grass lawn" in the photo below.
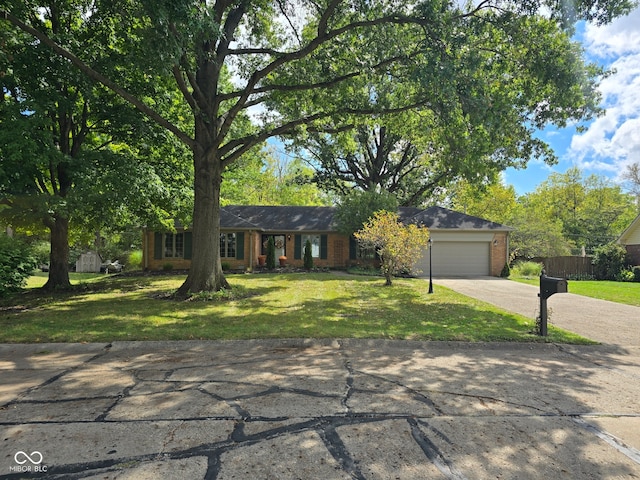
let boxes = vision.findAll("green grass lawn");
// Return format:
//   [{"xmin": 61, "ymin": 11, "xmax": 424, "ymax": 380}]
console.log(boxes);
[
  {"xmin": 511, "ymin": 277, "xmax": 640, "ymax": 307},
  {"xmin": 25, "ymin": 271, "xmax": 108, "ymax": 289},
  {"xmin": 1, "ymin": 273, "xmax": 592, "ymax": 344}
]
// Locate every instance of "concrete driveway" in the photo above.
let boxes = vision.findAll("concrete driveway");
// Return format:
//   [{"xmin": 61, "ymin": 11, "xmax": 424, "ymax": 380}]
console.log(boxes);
[{"xmin": 433, "ymin": 277, "xmax": 640, "ymax": 347}]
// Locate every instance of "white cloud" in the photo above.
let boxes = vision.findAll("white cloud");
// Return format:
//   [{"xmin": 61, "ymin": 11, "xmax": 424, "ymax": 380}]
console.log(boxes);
[
  {"xmin": 569, "ymin": 7, "xmax": 640, "ymax": 179},
  {"xmin": 583, "ymin": 9, "xmax": 640, "ymax": 58}
]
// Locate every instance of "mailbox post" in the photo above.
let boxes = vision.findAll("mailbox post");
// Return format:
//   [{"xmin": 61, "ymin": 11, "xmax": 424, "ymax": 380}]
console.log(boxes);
[{"xmin": 538, "ymin": 271, "xmax": 568, "ymax": 336}]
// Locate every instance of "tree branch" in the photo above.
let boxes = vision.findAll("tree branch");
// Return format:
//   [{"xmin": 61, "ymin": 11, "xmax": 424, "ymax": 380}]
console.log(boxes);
[
  {"xmin": 0, "ymin": 10, "xmax": 196, "ymax": 149},
  {"xmin": 220, "ymin": 98, "xmax": 428, "ymax": 168},
  {"xmin": 227, "ymin": 47, "xmax": 285, "ymax": 56},
  {"xmin": 218, "ymin": 11, "xmax": 429, "ymax": 143},
  {"xmin": 172, "ymin": 64, "xmax": 197, "ymax": 111},
  {"xmin": 276, "ymin": 0, "xmax": 302, "ymax": 46},
  {"xmin": 318, "ymin": 0, "xmax": 341, "ymax": 35}
]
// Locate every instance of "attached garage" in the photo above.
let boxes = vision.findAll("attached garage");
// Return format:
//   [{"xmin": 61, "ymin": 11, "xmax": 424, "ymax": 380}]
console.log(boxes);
[
  {"xmin": 407, "ymin": 207, "xmax": 512, "ymax": 278},
  {"xmin": 419, "ymin": 241, "xmax": 490, "ymax": 277}
]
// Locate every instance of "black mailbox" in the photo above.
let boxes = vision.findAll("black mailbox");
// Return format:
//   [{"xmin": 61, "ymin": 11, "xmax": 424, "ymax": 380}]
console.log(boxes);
[
  {"xmin": 537, "ymin": 272, "xmax": 569, "ymax": 336},
  {"xmin": 540, "ymin": 275, "xmax": 568, "ymax": 299}
]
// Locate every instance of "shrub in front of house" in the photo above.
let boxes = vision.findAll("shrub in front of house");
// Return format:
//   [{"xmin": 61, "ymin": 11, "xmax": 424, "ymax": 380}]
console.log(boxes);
[
  {"xmin": 303, "ymin": 239, "xmax": 313, "ymax": 270},
  {"xmin": 510, "ymin": 261, "xmax": 543, "ymax": 278},
  {"xmin": 127, "ymin": 250, "xmax": 143, "ymax": 270},
  {"xmin": 500, "ymin": 262, "xmax": 511, "ymax": 278},
  {"xmin": 592, "ymin": 243, "xmax": 627, "ymax": 281},
  {"xmin": 633, "ymin": 266, "xmax": 640, "ymax": 282},
  {"xmin": 266, "ymin": 237, "xmax": 276, "ymax": 270}
]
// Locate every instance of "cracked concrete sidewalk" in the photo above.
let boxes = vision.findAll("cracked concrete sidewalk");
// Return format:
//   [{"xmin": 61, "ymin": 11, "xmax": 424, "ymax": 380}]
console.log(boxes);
[{"xmin": 2, "ymin": 338, "xmax": 640, "ymax": 479}]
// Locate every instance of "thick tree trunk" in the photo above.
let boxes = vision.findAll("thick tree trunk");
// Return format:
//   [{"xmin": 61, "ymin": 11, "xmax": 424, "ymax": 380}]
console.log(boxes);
[
  {"xmin": 43, "ymin": 216, "xmax": 71, "ymax": 291},
  {"xmin": 177, "ymin": 149, "xmax": 229, "ymax": 296}
]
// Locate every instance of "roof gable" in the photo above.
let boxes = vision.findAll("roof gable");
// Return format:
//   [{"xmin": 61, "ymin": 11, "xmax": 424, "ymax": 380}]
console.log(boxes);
[
  {"xmin": 406, "ymin": 206, "xmax": 513, "ymax": 231},
  {"xmin": 618, "ymin": 214, "xmax": 640, "ymax": 245}
]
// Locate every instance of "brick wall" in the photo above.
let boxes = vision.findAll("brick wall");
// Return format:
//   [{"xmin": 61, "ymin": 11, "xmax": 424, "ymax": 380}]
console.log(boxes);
[
  {"xmin": 144, "ymin": 230, "xmax": 352, "ymax": 271},
  {"xmin": 490, "ymin": 232, "xmax": 509, "ymax": 276},
  {"xmin": 626, "ymin": 244, "xmax": 640, "ymax": 266}
]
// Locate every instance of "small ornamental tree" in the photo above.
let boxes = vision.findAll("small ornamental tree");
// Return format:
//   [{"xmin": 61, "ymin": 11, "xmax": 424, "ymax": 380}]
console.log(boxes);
[
  {"xmin": 354, "ymin": 211, "xmax": 430, "ymax": 286},
  {"xmin": 303, "ymin": 239, "xmax": 314, "ymax": 270}
]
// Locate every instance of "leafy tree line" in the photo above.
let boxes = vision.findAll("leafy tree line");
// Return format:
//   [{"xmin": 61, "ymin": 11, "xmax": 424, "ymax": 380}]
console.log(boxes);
[
  {"xmin": 447, "ymin": 167, "xmax": 638, "ymax": 260},
  {"xmin": 1, "ymin": 0, "xmax": 635, "ymax": 294}
]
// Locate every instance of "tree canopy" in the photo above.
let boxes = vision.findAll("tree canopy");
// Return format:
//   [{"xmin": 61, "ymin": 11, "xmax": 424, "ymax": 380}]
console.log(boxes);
[
  {"xmin": 221, "ymin": 147, "xmax": 330, "ymax": 206},
  {"xmin": 623, "ymin": 162, "xmax": 640, "ymax": 209},
  {"xmin": 2, "ymin": 0, "xmax": 635, "ymax": 293},
  {"xmin": 0, "ymin": 6, "xmax": 191, "ymax": 289},
  {"xmin": 284, "ymin": 3, "xmax": 627, "ymax": 205}
]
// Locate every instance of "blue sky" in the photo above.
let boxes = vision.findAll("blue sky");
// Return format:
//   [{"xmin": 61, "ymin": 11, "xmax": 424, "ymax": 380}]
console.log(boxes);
[{"xmin": 505, "ymin": 7, "xmax": 640, "ymax": 195}]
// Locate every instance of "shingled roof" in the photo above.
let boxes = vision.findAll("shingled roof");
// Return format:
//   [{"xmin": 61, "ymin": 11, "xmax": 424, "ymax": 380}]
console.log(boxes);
[
  {"xmin": 219, "ymin": 205, "xmax": 511, "ymax": 232},
  {"xmin": 407, "ymin": 206, "xmax": 513, "ymax": 231},
  {"xmin": 221, "ymin": 206, "xmax": 338, "ymax": 231}
]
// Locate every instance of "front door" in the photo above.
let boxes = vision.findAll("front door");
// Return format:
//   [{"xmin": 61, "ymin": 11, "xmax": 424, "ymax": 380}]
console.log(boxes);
[{"xmin": 261, "ymin": 234, "xmax": 286, "ymax": 258}]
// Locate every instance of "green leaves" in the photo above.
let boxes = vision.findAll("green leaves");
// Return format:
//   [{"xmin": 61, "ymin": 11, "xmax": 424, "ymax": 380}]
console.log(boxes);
[
  {"xmin": 334, "ymin": 190, "xmax": 399, "ymax": 235},
  {"xmin": 354, "ymin": 210, "xmax": 430, "ymax": 285},
  {"xmin": 0, "ymin": 234, "xmax": 37, "ymax": 295}
]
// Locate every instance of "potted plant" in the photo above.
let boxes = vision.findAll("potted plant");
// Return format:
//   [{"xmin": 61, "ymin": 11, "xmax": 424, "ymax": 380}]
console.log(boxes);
[
  {"xmin": 279, "ymin": 255, "xmax": 287, "ymax": 267},
  {"xmin": 257, "ymin": 255, "xmax": 266, "ymax": 267}
]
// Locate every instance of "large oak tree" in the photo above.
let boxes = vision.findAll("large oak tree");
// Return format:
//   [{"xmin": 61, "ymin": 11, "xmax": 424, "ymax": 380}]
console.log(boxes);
[{"xmin": 2, "ymin": 0, "xmax": 635, "ymax": 294}]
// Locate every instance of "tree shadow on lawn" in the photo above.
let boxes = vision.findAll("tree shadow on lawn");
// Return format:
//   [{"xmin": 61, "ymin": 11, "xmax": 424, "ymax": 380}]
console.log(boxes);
[{"xmin": 0, "ymin": 274, "xmax": 582, "ymax": 343}]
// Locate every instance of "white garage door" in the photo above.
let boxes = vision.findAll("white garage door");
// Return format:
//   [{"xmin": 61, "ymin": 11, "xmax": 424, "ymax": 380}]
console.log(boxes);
[{"xmin": 416, "ymin": 241, "xmax": 490, "ymax": 277}]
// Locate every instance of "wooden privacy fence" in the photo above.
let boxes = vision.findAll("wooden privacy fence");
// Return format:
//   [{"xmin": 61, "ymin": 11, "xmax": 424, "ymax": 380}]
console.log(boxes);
[{"xmin": 530, "ymin": 256, "xmax": 594, "ymax": 279}]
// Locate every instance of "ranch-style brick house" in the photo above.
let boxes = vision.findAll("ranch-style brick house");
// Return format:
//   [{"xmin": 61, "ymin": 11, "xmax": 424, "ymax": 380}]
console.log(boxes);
[
  {"xmin": 142, "ymin": 205, "xmax": 512, "ymax": 277},
  {"xmin": 618, "ymin": 213, "xmax": 640, "ymax": 265}
]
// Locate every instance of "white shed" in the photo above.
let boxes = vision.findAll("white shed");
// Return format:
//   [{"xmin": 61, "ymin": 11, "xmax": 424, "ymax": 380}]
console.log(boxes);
[{"xmin": 76, "ymin": 252, "xmax": 102, "ymax": 273}]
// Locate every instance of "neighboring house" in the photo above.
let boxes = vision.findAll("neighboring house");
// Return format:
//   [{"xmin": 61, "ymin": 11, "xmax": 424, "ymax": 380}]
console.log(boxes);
[
  {"xmin": 142, "ymin": 205, "xmax": 512, "ymax": 277},
  {"xmin": 618, "ymin": 214, "xmax": 640, "ymax": 265}
]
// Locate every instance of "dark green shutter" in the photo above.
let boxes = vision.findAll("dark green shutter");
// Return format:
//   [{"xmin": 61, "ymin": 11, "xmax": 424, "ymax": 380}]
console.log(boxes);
[
  {"xmin": 236, "ymin": 232, "xmax": 244, "ymax": 260},
  {"xmin": 320, "ymin": 235, "xmax": 328, "ymax": 260},
  {"xmin": 349, "ymin": 236, "xmax": 357, "ymax": 260},
  {"xmin": 154, "ymin": 233, "xmax": 163, "ymax": 260},
  {"xmin": 294, "ymin": 235, "xmax": 302, "ymax": 260},
  {"xmin": 184, "ymin": 232, "xmax": 192, "ymax": 260}
]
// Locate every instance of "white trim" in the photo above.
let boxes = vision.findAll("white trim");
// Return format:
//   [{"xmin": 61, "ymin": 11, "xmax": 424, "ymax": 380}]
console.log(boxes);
[
  {"xmin": 430, "ymin": 231, "xmax": 496, "ymax": 242},
  {"xmin": 618, "ymin": 214, "xmax": 640, "ymax": 245}
]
